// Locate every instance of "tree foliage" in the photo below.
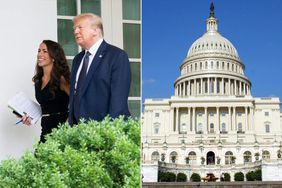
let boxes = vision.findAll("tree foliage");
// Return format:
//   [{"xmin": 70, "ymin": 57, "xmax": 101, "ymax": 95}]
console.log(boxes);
[{"xmin": 0, "ymin": 117, "xmax": 140, "ymax": 188}]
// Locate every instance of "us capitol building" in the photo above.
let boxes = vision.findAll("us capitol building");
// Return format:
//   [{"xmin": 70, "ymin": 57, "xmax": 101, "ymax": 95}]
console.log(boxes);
[{"xmin": 142, "ymin": 3, "xmax": 282, "ymax": 182}]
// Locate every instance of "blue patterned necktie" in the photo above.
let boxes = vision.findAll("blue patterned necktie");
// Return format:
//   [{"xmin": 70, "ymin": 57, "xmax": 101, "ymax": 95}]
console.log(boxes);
[{"xmin": 74, "ymin": 51, "xmax": 91, "ymax": 122}]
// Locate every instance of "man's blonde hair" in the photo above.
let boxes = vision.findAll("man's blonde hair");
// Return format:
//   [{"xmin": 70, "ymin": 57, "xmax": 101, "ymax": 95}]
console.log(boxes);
[{"xmin": 73, "ymin": 13, "xmax": 104, "ymax": 36}]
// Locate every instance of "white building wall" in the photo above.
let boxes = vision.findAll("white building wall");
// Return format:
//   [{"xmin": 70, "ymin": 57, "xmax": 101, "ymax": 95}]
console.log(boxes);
[{"xmin": 0, "ymin": 0, "xmax": 57, "ymax": 161}]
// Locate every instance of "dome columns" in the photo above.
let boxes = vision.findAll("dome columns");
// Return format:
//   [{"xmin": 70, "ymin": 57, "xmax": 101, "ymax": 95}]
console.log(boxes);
[{"xmin": 175, "ymin": 77, "xmax": 250, "ymax": 97}]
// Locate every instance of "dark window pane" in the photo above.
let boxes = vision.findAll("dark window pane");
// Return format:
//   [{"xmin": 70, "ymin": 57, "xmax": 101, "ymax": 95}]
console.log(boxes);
[
  {"xmin": 57, "ymin": 19, "xmax": 78, "ymax": 56},
  {"xmin": 129, "ymin": 62, "xmax": 140, "ymax": 97},
  {"xmin": 123, "ymin": 23, "xmax": 140, "ymax": 58},
  {"xmin": 122, "ymin": 0, "xmax": 140, "ymax": 20},
  {"xmin": 81, "ymin": 0, "xmax": 101, "ymax": 15},
  {"xmin": 57, "ymin": 0, "xmax": 76, "ymax": 16},
  {"xmin": 128, "ymin": 100, "xmax": 140, "ymax": 118}
]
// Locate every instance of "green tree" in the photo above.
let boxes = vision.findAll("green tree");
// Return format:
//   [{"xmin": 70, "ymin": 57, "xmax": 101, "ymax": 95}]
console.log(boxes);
[{"xmin": 223, "ymin": 173, "xmax": 231, "ymax": 181}]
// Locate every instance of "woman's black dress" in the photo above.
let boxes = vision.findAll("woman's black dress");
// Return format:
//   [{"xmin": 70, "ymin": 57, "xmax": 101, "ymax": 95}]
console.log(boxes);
[{"xmin": 35, "ymin": 80, "xmax": 69, "ymax": 143}]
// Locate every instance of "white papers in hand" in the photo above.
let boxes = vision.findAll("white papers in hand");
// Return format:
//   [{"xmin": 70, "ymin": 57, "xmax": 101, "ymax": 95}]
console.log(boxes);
[{"xmin": 8, "ymin": 92, "xmax": 42, "ymax": 125}]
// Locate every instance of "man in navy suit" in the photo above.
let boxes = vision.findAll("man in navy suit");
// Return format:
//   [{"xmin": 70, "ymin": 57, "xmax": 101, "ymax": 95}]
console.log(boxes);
[{"xmin": 69, "ymin": 13, "xmax": 131, "ymax": 125}]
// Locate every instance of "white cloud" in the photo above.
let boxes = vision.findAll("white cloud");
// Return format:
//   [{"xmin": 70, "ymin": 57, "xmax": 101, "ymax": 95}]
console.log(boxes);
[{"xmin": 142, "ymin": 78, "xmax": 156, "ymax": 85}]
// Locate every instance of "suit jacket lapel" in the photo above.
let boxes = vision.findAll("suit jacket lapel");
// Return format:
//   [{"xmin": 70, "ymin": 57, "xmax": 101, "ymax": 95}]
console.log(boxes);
[{"xmin": 80, "ymin": 40, "xmax": 108, "ymax": 96}]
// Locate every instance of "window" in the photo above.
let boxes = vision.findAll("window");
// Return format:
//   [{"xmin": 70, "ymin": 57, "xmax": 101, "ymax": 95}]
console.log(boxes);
[
  {"xmin": 122, "ymin": 0, "xmax": 141, "ymax": 118},
  {"xmin": 153, "ymin": 123, "xmax": 160, "ymax": 134},
  {"xmin": 265, "ymin": 124, "xmax": 270, "ymax": 133},
  {"xmin": 170, "ymin": 151, "xmax": 178, "ymax": 163},
  {"xmin": 221, "ymin": 123, "xmax": 226, "ymax": 133},
  {"xmin": 181, "ymin": 123, "xmax": 187, "ymax": 133},
  {"xmin": 209, "ymin": 112, "xmax": 214, "ymax": 116},
  {"xmin": 243, "ymin": 151, "xmax": 252, "ymax": 163},
  {"xmin": 238, "ymin": 123, "xmax": 243, "ymax": 132},
  {"xmin": 262, "ymin": 150, "xmax": 270, "ymax": 160},
  {"xmin": 221, "ymin": 112, "xmax": 226, "ymax": 116},
  {"xmin": 210, "ymin": 123, "xmax": 214, "ymax": 133},
  {"xmin": 237, "ymin": 112, "xmax": 242, "ymax": 116},
  {"xmin": 225, "ymin": 151, "xmax": 234, "ymax": 164},
  {"xmin": 155, "ymin": 113, "xmax": 160, "ymax": 117},
  {"xmin": 151, "ymin": 151, "xmax": 160, "ymax": 161},
  {"xmin": 198, "ymin": 112, "xmax": 203, "ymax": 117},
  {"xmin": 265, "ymin": 112, "xmax": 269, "ymax": 116},
  {"xmin": 197, "ymin": 123, "xmax": 203, "ymax": 133},
  {"xmin": 188, "ymin": 151, "xmax": 197, "ymax": 165}
]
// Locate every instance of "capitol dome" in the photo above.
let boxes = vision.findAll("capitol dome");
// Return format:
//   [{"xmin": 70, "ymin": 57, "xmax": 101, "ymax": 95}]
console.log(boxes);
[{"xmin": 174, "ymin": 3, "xmax": 251, "ymax": 98}]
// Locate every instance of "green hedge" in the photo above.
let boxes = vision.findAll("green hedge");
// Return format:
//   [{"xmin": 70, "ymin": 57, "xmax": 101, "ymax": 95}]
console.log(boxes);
[
  {"xmin": 234, "ymin": 172, "xmax": 244, "ymax": 181},
  {"xmin": 176, "ymin": 172, "xmax": 187, "ymax": 182},
  {"xmin": 190, "ymin": 173, "xmax": 201, "ymax": 182},
  {"xmin": 158, "ymin": 171, "xmax": 176, "ymax": 182},
  {"xmin": 0, "ymin": 117, "xmax": 140, "ymax": 188}
]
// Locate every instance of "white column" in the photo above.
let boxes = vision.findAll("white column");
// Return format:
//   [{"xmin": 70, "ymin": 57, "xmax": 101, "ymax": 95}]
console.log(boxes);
[
  {"xmin": 176, "ymin": 107, "xmax": 179, "ymax": 133},
  {"xmin": 208, "ymin": 78, "xmax": 210, "ymax": 94},
  {"xmin": 216, "ymin": 107, "xmax": 220, "ymax": 133},
  {"xmin": 192, "ymin": 107, "xmax": 195, "ymax": 132},
  {"xmin": 228, "ymin": 107, "xmax": 231, "ymax": 132},
  {"xmin": 221, "ymin": 78, "xmax": 224, "ymax": 95},
  {"xmin": 201, "ymin": 78, "xmax": 203, "ymax": 95},
  {"xmin": 245, "ymin": 106, "xmax": 248, "ymax": 131},
  {"xmin": 239, "ymin": 81, "xmax": 242, "ymax": 95},
  {"xmin": 232, "ymin": 107, "xmax": 236, "ymax": 132},
  {"xmin": 215, "ymin": 78, "xmax": 217, "ymax": 94},
  {"xmin": 243, "ymin": 83, "xmax": 246, "ymax": 95},
  {"xmin": 188, "ymin": 81, "xmax": 190, "ymax": 96},
  {"xmin": 234, "ymin": 80, "xmax": 237, "ymax": 95},
  {"xmin": 204, "ymin": 107, "xmax": 208, "ymax": 133},
  {"xmin": 188, "ymin": 107, "xmax": 191, "ymax": 132},
  {"xmin": 228, "ymin": 79, "xmax": 231, "ymax": 95},
  {"xmin": 194, "ymin": 79, "xmax": 197, "ymax": 96},
  {"xmin": 250, "ymin": 107, "xmax": 254, "ymax": 131},
  {"xmin": 170, "ymin": 107, "xmax": 174, "ymax": 132}
]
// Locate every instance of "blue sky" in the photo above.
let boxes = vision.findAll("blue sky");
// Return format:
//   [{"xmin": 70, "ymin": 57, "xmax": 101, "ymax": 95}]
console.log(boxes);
[{"xmin": 142, "ymin": 0, "xmax": 282, "ymax": 104}]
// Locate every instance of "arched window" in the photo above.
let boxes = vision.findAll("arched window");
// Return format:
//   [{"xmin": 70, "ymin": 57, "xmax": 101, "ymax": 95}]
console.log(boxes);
[
  {"xmin": 151, "ymin": 151, "xmax": 160, "ymax": 161},
  {"xmin": 170, "ymin": 151, "xmax": 178, "ymax": 163},
  {"xmin": 188, "ymin": 151, "xmax": 197, "ymax": 165},
  {"xmin": 262, "ymin": 150, "xmax": 270, "ymax": 160},
  {"xmin": 225, "ymin": 151, "xmax": 234, "ymax": 164},
  {"xmin": 243, "ymin": 151, "xmax": 252, "ymax": 163}
]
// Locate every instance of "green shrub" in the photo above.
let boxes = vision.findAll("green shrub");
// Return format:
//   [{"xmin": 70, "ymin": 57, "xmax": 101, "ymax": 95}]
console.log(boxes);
[
  {"xmin": 254, "ymin": 169, "xmax": 262, "ymax": 181},
  {"xmin": 0, "ymin": 117, "xmax": 140, "ymax": 188},
  {"xmin": 223, "ymin": 173, "xmax": 231, "ymax": 181},
  {"xmin": 190, "ymin": 172, "xmax": 201, "ymax": 182},
  {"xmin": 158, "ymin": 171, "xmax": 176, "ymax": 182},
  {"xmin": 234, "ymin": 172, "xmax": 244, "ymax": 181},
  {"xmin": 246, "ymin": 171, "xmax": 255, "ymax": 181},
  {"xmin": 176, "ymin": 172, "xmax": 187, "ymax": 182}
]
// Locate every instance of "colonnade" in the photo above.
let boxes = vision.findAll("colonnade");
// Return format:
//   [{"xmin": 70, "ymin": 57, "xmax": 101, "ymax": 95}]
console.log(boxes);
[{"xmin": 170, "ymin": 106, "xmax": 254, "ymax": 134}]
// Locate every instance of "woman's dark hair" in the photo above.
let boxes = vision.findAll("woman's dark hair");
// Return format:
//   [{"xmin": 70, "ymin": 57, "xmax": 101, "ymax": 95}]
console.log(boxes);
[{"xmin": 32, "ymin": 40, "xmax": 70, "ymax": 97}]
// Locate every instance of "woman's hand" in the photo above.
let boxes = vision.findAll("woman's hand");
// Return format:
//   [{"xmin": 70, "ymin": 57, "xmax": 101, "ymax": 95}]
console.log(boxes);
[{"xmin": 22, "ymin": 114, "xmax": 32, "ymax": 126}]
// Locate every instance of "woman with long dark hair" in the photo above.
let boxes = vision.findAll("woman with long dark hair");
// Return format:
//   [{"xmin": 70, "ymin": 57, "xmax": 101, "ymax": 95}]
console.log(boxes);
[{"xmin": 22, "ymin": 40, "xmax": 70, "ymax": 143}]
